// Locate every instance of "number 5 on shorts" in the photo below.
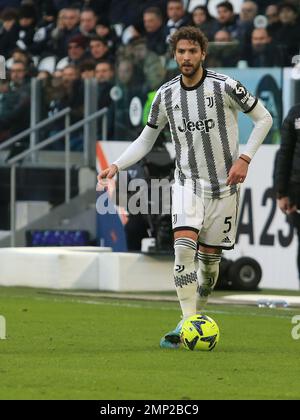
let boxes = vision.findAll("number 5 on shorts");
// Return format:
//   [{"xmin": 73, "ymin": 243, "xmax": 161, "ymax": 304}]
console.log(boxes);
[{"xmin": 223, "ymin": 217, "xmax": 232, "ymax": 234}]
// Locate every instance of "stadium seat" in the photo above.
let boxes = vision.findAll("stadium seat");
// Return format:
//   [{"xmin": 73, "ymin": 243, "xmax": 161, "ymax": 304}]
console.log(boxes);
[
  {"xmin": 56, "ymin": 57, "xmax": 69, "ymax": 71},
  {"xmin": 38, "ymin": 56, "xmax": 57, "ymax": 73}
]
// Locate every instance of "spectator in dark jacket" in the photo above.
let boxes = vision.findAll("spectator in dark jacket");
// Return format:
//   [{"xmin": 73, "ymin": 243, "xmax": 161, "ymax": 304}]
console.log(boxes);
[
  {"xmin": 274, "ymin": 104, "xmax": 300, "ymax": 286},
  {"xmin": 80, "ymin": 8, "xmax": 97, "ymax": 39},
  {"xmin": 16, "ymin": 4, "xmax": 38, "ymax": 52},
  {"xmin": 30, "ymin": 3, "xmax": 57, "ymax": 56},
  {"xmin": 89, "ymin": 36, "xmax": 114, "ymax": 62},
  {"xmin": 52, "ymin": 6, "xmax": 80, "ymax": 58},
  {"xmin": 0, "ymin": 7, "xmax": 19, "ymax": 58},
  {"xmin": 215, "ymin": 1, "xmax": 239, "ymax": 39},
  {"xmin": 265, "ymin": 4, "xmax": 282, "ymax": 38},
  {"xmin": 165, "ymin": 0, "xmax": 191, "ymax": 43},
  {"xmin": 143, "ymin": 7, "xmax": 167, "ymax": 55},
  {"xmin": 0, "ymin": 60, "xmax": 30, "ymax": 145},
  {"xmin": 244, "ymin": 28, "xmax": 282, "ymax": 67},
  {"xmin": 192, "ymin": 6, "xmax": 218, "ymax": 41},
  {"xmin": 273, "ymin": 3, "xmax": 300, "ymax": 66}
]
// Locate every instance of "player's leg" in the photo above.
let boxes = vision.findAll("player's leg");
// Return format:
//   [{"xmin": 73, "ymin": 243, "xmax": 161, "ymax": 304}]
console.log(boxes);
[
  {"xmin": 196, "ymin": 245, "xmax": 222, "ymax": 311},
  {"xmin": 173, "ymin": 229, "xmax": 199, "ymax": 319},
  {"xmin": 160, "ymin": 229, "xmax": 199, "ymax": 349},
  {"xmin": 196, "ymin": 192, "xmax": 239, "ymax": 310},
  {"xmin": 160, "ymin": 183, "xmax": 202, "ymax": 349},
  {"xmin": 289, "ymin": 211, "xmax": 300, "ymax": 287}
]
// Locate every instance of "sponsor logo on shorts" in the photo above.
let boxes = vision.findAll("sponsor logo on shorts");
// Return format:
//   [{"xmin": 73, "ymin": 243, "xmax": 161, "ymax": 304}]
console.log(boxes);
[{"xmin": 221, "ymin": 236, "xmax": 231, "ymax": 244}]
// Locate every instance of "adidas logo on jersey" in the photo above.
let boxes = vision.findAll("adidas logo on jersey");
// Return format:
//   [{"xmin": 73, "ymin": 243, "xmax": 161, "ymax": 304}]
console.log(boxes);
[
  {"xmin": 222, "ymin": 237, "xmax": 231, "ymax": 244},
  {"xmin": 178, "ymin": 118, "xmax": 215, "ymax": 134},
  {"xmin": 174, "ymin": 104, "xmax": 181, "ymax": 111}
]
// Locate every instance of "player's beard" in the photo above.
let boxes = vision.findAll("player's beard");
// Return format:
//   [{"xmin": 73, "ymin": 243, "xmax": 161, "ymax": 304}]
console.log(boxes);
[{"xmin": 180, "ymin": 59, "xmax": 203, "ymax": 79}]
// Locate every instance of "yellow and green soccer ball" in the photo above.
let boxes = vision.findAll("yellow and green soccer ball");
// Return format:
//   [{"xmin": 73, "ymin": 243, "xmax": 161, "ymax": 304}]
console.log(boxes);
[{"xmin": 180, "ymin": 314, "xmax": 220, "ymax": 351}]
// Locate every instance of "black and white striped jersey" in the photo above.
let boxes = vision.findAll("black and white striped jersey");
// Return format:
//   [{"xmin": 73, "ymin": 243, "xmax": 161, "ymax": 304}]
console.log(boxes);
[{"xmin": 147, "ymin": 69, "xmax": 258, "ymax": 199}]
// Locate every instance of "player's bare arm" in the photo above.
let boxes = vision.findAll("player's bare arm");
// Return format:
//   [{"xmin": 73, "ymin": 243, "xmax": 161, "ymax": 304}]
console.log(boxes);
[{"xmin": 96, "ymin": 124, "xmax": 163, "ymax": 191}]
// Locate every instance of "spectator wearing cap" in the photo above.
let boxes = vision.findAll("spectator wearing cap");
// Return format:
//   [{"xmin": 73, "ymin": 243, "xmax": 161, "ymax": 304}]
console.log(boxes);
[
  {"xmin": 16, "ymin": 4, "xmax": 37, "ymax": 52},
  {"xmin": 273, "ymin": 3, "xmax": 300, "ymax": 66},
  {"xmin": 192, "ymin": 6, "xmax": 218, "ymax": 41},
  {"xmin": 164, "ymin": 0, "xmax": 191, "ymax": 43},
  {"xmin": 89, "ymin": 36, "xmax": 114, "ymax": 62},
  {"xmin": 215, "ymin": 1, "xmax": 239, "ymax": 39},
  {"xmin": 52, "ymin": 6, "xmax": 81, "ymax": 59},
  {"xmin": 30, "ymin": 1, "xmax": 57, "ymax": 56},
  {"xmin": 0, "ymin": 7, "xmax": 19, "ymax": 58},
  {"xmin": 143, "ymin": 7, "xmax": 167, "ymax": 55},
  {"xmin": 67, "ymin": 34, "xmax": 90, "ymax": 66},
  {"xmin": 80, "ymin": 8, "xmax": 97, "ymax": 39}
]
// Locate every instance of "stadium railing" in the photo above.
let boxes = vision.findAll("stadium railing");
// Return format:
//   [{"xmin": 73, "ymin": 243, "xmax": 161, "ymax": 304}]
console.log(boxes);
[{"xmin": 6, "ymin": 107, "xmax": 108, "ymax": 247}]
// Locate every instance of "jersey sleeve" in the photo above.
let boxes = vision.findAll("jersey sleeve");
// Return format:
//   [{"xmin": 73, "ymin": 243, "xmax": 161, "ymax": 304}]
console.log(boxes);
[
  {"xmin": 147, "ymin": 88, "xmax": 168, "ymax": 130},
  {"xmin": 224, "ymin": 77, "xmax": 258, "ymax": 114}
]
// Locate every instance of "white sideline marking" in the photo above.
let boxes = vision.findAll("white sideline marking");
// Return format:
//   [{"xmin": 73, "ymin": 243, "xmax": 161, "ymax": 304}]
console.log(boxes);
[
  {"xmin": 34, "ymin": 296, "xmax": 295, "ymax": 320},
  {"xmin": 0, "ymin": 315, "xmax": 6, "ymax": 339}
]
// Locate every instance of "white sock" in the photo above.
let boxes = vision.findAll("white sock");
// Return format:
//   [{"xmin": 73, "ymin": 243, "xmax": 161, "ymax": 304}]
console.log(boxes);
[
  {"xmin": 196, "ymin": 251, "xmax": 221, "ymax": 311},
  {"xmin": 174, "ymin": 238, "xmax": 198, "ymax": 319}
]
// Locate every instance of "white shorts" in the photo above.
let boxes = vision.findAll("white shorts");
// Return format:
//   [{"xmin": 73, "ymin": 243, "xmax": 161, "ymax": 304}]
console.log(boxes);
[{"xmin": 172, "ymin": 183, "xmax": 240, "ymax": 250}]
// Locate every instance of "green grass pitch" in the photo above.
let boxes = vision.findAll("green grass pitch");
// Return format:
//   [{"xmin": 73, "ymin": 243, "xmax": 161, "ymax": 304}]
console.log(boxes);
[{"xmin": 0, "ymin": 286, "xmax": 300, "ymax": 400}]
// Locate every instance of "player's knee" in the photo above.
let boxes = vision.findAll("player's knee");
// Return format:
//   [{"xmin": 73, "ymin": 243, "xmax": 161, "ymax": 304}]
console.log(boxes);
[
  {"xmin": 197, "ymin": 251, "xmax": 221, "ymax": 274},
  {"xmin": 174, "ymin": 238, "xmax": 197, "ymax": 272}
]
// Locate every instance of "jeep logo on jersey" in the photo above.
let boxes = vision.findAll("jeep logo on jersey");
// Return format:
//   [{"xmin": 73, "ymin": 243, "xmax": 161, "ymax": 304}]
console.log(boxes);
[{"xmin": 178, "ymin": 118, "xmax": 215, "ymax": 133}]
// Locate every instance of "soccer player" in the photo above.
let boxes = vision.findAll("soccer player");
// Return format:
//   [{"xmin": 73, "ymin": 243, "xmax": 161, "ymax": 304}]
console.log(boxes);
[{"xmin": 97, "ymin": 27, "xmax": 273, "ymax": 348}]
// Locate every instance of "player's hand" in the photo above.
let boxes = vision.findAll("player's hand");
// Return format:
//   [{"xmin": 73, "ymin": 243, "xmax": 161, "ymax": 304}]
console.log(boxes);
[
  {"xmin": 226, "ymin": 159, "xmax": 249, "ymax": 186},
  {"xmin": 277, "ymin": 197, "xmax": 297, "ymax": 215},
  {"xmin": 96, "ymin": 164, "xmax": 119, "ymax": 191}
]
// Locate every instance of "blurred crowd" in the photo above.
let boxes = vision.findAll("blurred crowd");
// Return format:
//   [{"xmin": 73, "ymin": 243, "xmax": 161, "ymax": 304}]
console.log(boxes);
[{"xmin": 0, "ymin": 0, "xmax": 299, "ymax": 147}]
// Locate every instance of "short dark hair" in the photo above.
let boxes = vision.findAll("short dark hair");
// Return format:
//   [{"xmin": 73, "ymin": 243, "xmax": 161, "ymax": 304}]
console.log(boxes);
[
  {"xmin": 169, "ymin": 26, "xmax": 208, "ymax": 54},
  {"xmin": 89, "ymin": 35, "xmax": 108, "ymax": 46},
  {"xmin": 79, "ymin": 59, "xmax": 96, "ymax": 73},
  {"xmin": 144, "ymin": 7, "xmax": 163, "ymax": 19},
  {"xmin": 278, "ymin": 3, "xmax": 298, "ymax": 15},
  {"xmin": 96, "ymin": 59, "xmax": 114, "ymax": 69},
  {"xmin": 1, "ymin": 7, "xmax": 18, "ymax": 21},
  {"xmin": 217, "ymin": 1, "xmax": 234, "ymax": 12}
]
